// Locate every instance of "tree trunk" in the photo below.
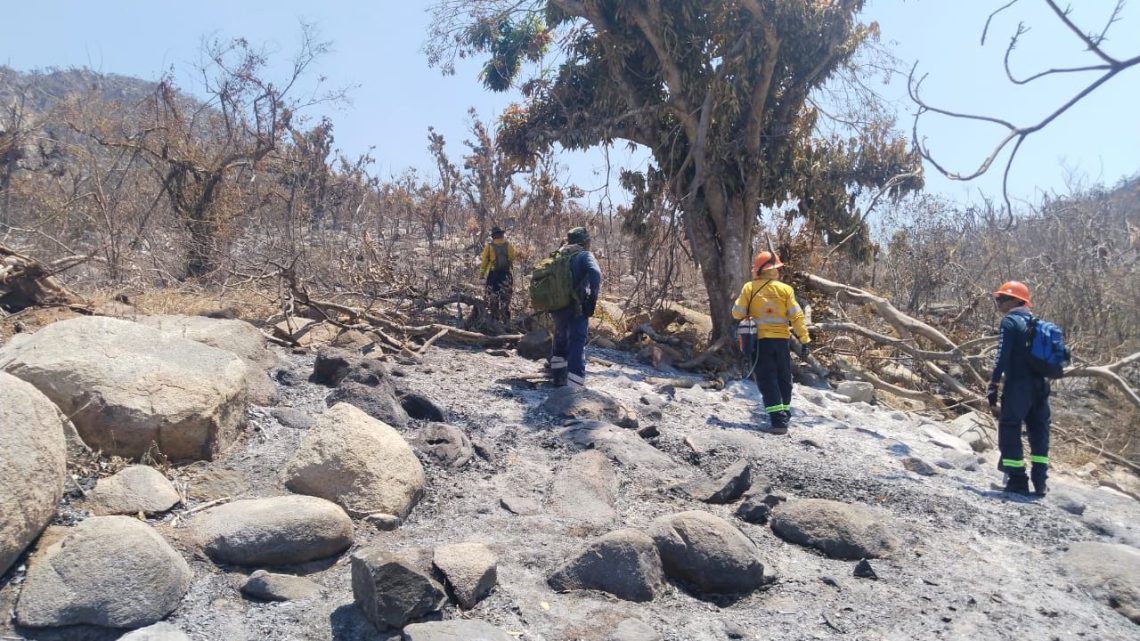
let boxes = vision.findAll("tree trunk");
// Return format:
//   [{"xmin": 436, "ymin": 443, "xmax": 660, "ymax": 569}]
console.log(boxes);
[{"xmin": 683, "ymin": 189, "xmax": 753, "ymax": 343}]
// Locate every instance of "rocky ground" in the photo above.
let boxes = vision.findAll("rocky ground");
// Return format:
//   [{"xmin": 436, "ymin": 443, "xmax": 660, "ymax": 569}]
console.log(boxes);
[{"xmin": 2, "ymin": 327, "xmax": 1140, "ymax": 641}]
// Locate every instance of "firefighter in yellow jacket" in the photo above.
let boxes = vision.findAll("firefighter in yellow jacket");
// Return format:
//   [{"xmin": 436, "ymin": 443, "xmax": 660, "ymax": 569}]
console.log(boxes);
[
  {"xmin": 731, "ymin": 251, "xmax": 811, "ymax": 434},
  {"xmin": 479, "ymin": 225, "xmax": 517, "ymax": 324}
]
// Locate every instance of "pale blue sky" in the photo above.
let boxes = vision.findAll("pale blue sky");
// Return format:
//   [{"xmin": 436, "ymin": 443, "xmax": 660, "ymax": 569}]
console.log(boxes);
[{"xmin": 4, "ymin": 1, "xmax": 1138, "ymax": 209}]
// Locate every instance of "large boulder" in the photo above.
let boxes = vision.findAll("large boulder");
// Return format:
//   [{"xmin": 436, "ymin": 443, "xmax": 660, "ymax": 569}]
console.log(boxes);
[
  {"xmin": 432, "ymin": 542, "xmax": 497, "ymax": 608},
  {"xmin": 648, "ymin": 511, "xmax": 765, "ymax": 594},
  {"xmin": 0, "ymin": 316, "xmax": 249, "ymax": 460},
  {"xmin": 327, "ymin": 381, "xmax": 411, "ymax": 428},
  {"xmin": 402, "ymin": 620, "xmax": 515, "ymax": 641},
  {"xmin": 191, "ymin": 495, "xmax": 354, "ymax": 566},
  {"xmin": 0, "ymin": 372, "xmax": 66, "ymax": 577},
  {"xmin": 549, "ymin": 449, "xmax": 619, "ymax": 528},
  {"xmin": 1061, "ymin": 542, "xmax": 1140, "ymax": 624},
  {"xmin": 559, "ymin": 421, "xmax": 688, "ymax": 485},
  {"xmin": 284, "ymin": 403, "xmax": 425, "ymax": 518},
  {"xmin": 944, "ymin": 413, "xmax": 995, "ymax": 453},
  {"xmin": 15, "ymin": 516, "xmax": 191, "ymax": 629},
  {"xmin": 88, "ymin": 465, "xmax": 181, "ymax": 516},
  {"xmin": 139, "ymin": 314, "xmax": 278, "ymax": 404},
  {"xmin": 548, "ymin": 529, "xmax": 664, "ymax": 602},
  {"xmin": 769, "ymin": 499, "xmax": 899, "ymax": 560},
  {"xmin": 541, "ymin": 386, "xmax": 639, "ymax": 430},
  {"xmin": 352, "ymin": 549, "xmax": 446, "ymax": 630}
]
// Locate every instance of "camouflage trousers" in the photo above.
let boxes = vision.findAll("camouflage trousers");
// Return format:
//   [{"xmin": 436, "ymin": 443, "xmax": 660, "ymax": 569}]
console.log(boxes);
[{"xmin": 485, "ymin": 271, "xmax": 513, "ymax": 324}]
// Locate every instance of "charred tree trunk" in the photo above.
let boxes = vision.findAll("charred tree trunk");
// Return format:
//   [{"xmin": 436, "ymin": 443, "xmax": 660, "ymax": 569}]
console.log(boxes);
[{"xmin": 683, "ymin": 185, "xmax": 753, "ymax": 343}]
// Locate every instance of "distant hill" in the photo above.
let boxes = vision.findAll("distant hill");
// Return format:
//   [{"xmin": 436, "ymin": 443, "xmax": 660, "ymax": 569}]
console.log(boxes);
[{"xmin": 0, "ymin": 66, "xmax": 158, "ymax": 115}]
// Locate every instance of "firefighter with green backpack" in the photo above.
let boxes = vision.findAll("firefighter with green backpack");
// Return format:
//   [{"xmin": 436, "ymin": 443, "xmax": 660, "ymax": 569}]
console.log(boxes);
[
  {"xmin": 479, "ymin": 225, "xmax": 517, "ymax": 324},
  {"xmin": 529, "ymin": 227, "xmax": 602, "ymax": 388}
]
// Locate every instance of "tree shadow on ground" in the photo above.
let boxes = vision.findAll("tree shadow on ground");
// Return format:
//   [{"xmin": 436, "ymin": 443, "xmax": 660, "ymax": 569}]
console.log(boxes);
[{"xmin": 328, "ymin": 604, "xmax": 402, "ymax": 641}]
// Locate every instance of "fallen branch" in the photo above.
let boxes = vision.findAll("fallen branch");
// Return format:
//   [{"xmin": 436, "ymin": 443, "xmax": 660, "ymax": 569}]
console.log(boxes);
[
  {"xmin": 1063, "ymin": 351, "xmax": 1140, "ymax": 410},
  {"xmin": 0, "ymin": 243, "xmax": 87, "ymax": 310}
]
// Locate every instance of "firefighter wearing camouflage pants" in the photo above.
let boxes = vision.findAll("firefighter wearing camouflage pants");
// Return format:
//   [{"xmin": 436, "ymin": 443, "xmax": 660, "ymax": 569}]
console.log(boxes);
[{"xmin": 480, "ymin": 226, "xmax": 516, "ymax": 325}]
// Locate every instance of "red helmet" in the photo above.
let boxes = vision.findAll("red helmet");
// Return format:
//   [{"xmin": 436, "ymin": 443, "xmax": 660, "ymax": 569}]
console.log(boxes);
[
  {"xmin": 993, "ymin": 281, "xmax": 1032, "ymax": 306},
  {"xmin": 752, "ymin": 251, "xmax": 784, "ymax": 273}
]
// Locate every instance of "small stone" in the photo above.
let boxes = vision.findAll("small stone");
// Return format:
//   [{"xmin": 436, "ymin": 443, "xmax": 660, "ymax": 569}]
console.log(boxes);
[
  {"xmin": 853, "ymin": 559, "xmax": 878, "ymax": 580},
  {"xmin": 88, "ymin": 465, "xmax": 181, "ymax": 516},
  {"xmin": 723, "ymin": 621, "xmax": 748, "ymax": 639},
  {"xmin": 637, "ymin": 424, "xmax": 660, "ymax": 439},
  {"xmin": 835, "ymin": 381, "xmax": 874, "ymax": 403},
  {"xmin": 402, "ymin": 620, "xmax": 514, "ymax": 641},
  {"xmin": 679, "ymin": 460, "xmax": 752, "ymax": 504},
  {"xmin": 433, "ymin": 542, "xmax": 498, "ymax": 609},
  {"xmin": 734, "ymin": 497, "xmax": 771, "ymax": 525},
  {"xmin": 365, "ymin": 513, "xmax": 402, "ymax": 531},
  {"xmin": 119, "ymin": 622, "xmax": 192, "ymax": 640},
  {"xmin": 902, "ymin": 457, "xmax": 939, "ymax": 476},
  {"xmin": 271, "ymin": 408, "xmax": 315, "ymax": 429},
  {"xmin": 241, "ymin": 570, "xmax": 320, "ymax": 601},
  {"xmin": 500, "ymin": 494, "xmax": 542, "ymax": 516},
  {"xmin": 820, "ymin": 575, "xmax": 841, "ymax": 589},
  {"xmin": 609, "ymin": 619, "xmax": 661, "ymax": 641}
]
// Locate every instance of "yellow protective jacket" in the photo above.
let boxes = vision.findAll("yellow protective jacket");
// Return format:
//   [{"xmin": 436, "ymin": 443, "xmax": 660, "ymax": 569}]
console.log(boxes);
[
  {"xmin": 479, "ymin": 239, "xmax": 516, "ymax": 277},
  {"xmin": 731, "ymin": 278, "xmax": 810, "ymax": 343}
]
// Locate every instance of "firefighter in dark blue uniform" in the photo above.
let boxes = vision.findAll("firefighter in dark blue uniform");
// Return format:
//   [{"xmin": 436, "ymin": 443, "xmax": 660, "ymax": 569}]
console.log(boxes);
[{"xmin": 989, "ymin": 281, "xmax": 1051, "ymax": 496}]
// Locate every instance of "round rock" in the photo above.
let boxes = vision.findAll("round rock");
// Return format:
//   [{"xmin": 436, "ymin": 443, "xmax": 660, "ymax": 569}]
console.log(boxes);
[
  {"xmin": 770, "ymin": 498, "xmax": 899, "ymax": 560},
  {"xmin": 241, "ymin": 570, "xmax": 320, "ymax": 602},
  {"xmin": 89, "ymin": 465, "xmax": 181, "ymax": 516},
  {"xmin": 284, "ymin": 402, "xmax": 425, "ymax": 518},
  {"xmin": 0, "ymin": 372, "xmax": 66, "ymax": 576},
  {"xmin": 191, "ymin": 495, "xmax": 354, "ymax": 566},
  {"xmin": 15, "ymin": 516, "xmax": 192, "ymax": 628},
  {"xmin": 119, "ymin": 622, "xmax": 192, "ymax": 640},
  {"xmin": 648, "ymin": 510, "xmax": 765, "ymax": 594},
  {"xmin": 402, "ymin": 619, "xmax": 515, "ymax": 641},
  {"xmin": 1062, "ymin": 542, "xmax": 1140, "ymax": 624}
]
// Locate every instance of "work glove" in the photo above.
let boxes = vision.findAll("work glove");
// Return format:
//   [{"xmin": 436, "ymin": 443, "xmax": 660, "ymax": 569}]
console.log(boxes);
[
  {"xmin": 800, "ymin": 342, "xmax": 812, "ymax": 357},
  {"xmin": 987, "ymin": 383, "xmax": 1000, "ymax": 417}
]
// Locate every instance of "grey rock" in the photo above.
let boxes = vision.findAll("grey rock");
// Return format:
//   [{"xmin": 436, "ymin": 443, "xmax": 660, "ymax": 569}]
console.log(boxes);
[
  {"xmin": 119, "ymin": 622, "xmax": 192, "ymax": 640},
  {"xmin": 770, "ymin": 499, "xmax": 899, "ymax": 560},
  {"xmin": 610, "ymin": 619, "xmax": 661, "ymax": 641},
  {"xmin": 945, "ymin": 412, "xmax": 995, "ymax": 453},
  {"xmin": 500, "ymin": 494, "xmax": 542, "ymax": 516},
  {"xmin": 327, "ymin": 381, "xmax": 411, "ymax": 428},
  {"xmin": 0, "ymin": 316, "xmax": 248, "ymax": 461},
  {"xmin": 853, "ymin": 559, "xmax": 878, "ymax": 580},
  {"xmin": 723, "ymin": 621, "xmax": 748, "ymax": 639},
  {"xmin": 402, "ymin": 620, "xmax": 514, "ymax": 641},
  {"xmin": 285, "ymin": 402, "xmax": 425, "ymax": 518},
  {"xmin": 241, "ymin": 570, "xmax": 320, "ymax": 601},
  {"xmin": 549, "ymin": 449, "xmax": 619, "ymax": 527},
  {"xmin": 835, "ymin": 381, "xmax": 874, "ymax": 403},
  {"xmin": 400, "ymin": 392, "xmax": 446, "ymax": 422},
  {"xmin": 516, "ymin": 328, "xmax": 552, "ymax": 361},
  {"xmin": 939, "ymin": 451, "xmax": 983, "ymax": 472},
  {"xmin": 365, "ymin": 513, "xmax": 403, "ymax": 531},
  {"xmin": 351, "ymin": 549, "xmax": 445, "ymax": 630},
  {"xmin": 15, "ymin": 516, "xmax": 191, "ymax": 628},
  {"xmin": 680, "ymin": 459, "xmax": 752, "ymax": 504},
  {"xmin": 0, "ymin": 372, "xmax": 66, "ymax": 577},
  {"xmin": 433, "ymin": 542, "xmax": 497, "ymax": 608},
  {"xmin": 734, "ymin": 496, "xmax": 771, "ymax": 525},
  {"xmin": 89, "ymin": 465, "xmax": 180, "ymax": 516},
  {"xmin": 413, "ymin": 423, "xmax": 474, "ymax": 468},
  {"xmin": 310, "ymin": 347, "xmax": 360, "ymax": 386},
  {"xmin": 1061, "ymin": 542, "xmax": 1140, "ymax": 624},
  {"xmin": 541, "ymin": 386, "xmax": 639, "ymax": 430},
  {"xmin": 560, "ymin": 420, "xmax": 688, "ymax": 485},
  {"xmin": 902, "ymin": 457, "xmax": 939, "ymax": 476},
  {"xmin": 192, "ymin": 495, "xmax": 354, "ymax": 566},
  {"xmin": 548, "ymin": 529, "xmax": 664, "ymax": 602},
  {"xmin": 648, "ymin": 511, "xmax": 765, "ymax": 594},
  {"xmin": 271, "ymin": 407, "xmax": 315, "ymax": 430}
]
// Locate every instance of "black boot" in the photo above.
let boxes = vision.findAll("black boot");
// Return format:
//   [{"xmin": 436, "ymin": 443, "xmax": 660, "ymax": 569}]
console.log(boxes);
[
  {"xmin": 768, "ymin": 412, "xmax": 789, "ymax": 435},
  {"xmin": 1004, "ymin": 474, "xmax": 1030, "ymax": 495},
  {"xmin": 1031, "ymin": 464, "xmax": 1048, "ymax": 497}
]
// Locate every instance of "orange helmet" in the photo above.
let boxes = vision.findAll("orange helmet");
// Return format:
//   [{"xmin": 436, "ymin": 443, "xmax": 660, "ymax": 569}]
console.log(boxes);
[
  {"xmin": 993, "ymin": 281, "xmax": 1032, "ymax": 306},
  {"xmin": 753, "ymin": 251, "xmax": 784, "ymax": 273}
]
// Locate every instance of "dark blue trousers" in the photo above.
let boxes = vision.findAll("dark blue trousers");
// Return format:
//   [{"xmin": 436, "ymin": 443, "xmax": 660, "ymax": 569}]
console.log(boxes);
[
  {"xmin": 998, "ymin": 377, "xmax": 1051, "ymax": 483},
  {"xmin": 552, "ymin": 308, "xmax": 589, "ymax": 384}
]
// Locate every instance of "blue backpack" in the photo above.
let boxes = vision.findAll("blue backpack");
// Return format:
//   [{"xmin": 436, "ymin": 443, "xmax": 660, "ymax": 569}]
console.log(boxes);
[{"xmin": 1026, "ymin": 317, "xmax": 1071, "ymax": 379}]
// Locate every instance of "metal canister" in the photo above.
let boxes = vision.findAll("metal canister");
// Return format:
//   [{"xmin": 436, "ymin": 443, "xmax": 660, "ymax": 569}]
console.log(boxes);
[{"xmin": 737, "ymin": 317, "xmax": 758, "ymax": 358}]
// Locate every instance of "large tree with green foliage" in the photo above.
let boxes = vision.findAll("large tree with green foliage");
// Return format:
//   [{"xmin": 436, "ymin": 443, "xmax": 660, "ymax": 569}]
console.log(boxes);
[{"xmin": 429, "ymin": 0, "xmax": 921, "ymax": 341}]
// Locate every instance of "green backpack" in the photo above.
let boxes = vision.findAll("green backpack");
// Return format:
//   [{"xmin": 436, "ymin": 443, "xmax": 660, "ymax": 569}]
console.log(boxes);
[{"xmin": 529, "ymin": 247, "xmax": 581, "ymax": 312}]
